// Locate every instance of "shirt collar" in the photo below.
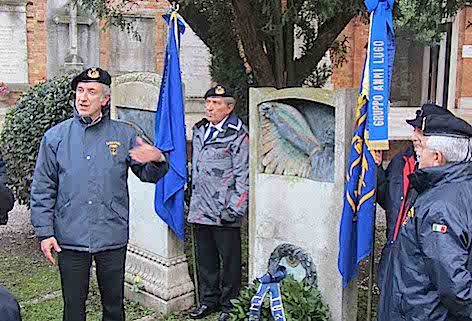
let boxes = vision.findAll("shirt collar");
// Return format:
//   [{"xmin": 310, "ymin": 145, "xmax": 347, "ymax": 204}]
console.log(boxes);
[{"xmin": 209, "ymin": 115, "xmax": 229, "ymax": 132}]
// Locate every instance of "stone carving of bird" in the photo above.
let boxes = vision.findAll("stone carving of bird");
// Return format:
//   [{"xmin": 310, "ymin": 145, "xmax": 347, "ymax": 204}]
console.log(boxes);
[{"xmin": 259, "ymin": 101, "xmax": 334, "ymax": 182}]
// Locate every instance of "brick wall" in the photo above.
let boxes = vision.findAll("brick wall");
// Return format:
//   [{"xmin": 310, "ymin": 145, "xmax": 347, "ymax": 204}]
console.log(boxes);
[
  {"xmin": 26, "ymin": 0, "xmax": 47, "ymax": 85},
  {"xmin": 331, "ymin": 17, "xmax": 369, "ymax": 90}
]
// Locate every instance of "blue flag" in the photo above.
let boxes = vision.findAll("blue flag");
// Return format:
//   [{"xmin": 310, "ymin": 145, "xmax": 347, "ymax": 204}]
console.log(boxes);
[
  {"xmin": 366, "ymin": 0, "xmax": 395, "ymax": 149},
  {"xmin": 154, "ymin": 11, "xmax": 187, "ymax": 241},
  {"xmin": 338, "ymin": 0, "xmax": 395, "ymax": 288}
]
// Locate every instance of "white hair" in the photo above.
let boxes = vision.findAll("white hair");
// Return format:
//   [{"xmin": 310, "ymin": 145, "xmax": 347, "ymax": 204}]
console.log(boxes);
[
  {"xmin": 224, "ymin": 97, "xmax": 236, "ymax": 107},
  {"xmin": 102, "ymin": 84, "xmax": 111, "ymax": 97},
  {"xmin": 100, "ymin": 84, "xmax": 111, "ymax": 104},
  {"xmin": 426, "ymin": 136, "xmax": 472, "ymax": 163}
]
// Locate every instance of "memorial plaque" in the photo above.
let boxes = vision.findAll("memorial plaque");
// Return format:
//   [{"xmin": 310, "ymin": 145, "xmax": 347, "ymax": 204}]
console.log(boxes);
[
  {"xmin": 0, "ymin": 3, "xmax": 28, "ymax": 84},
  {"xmin": 110, "ymin": 16, "xmax": 156, "ymax": 73},
  {"xmin": 180, "ymin": 20, "xmax": 211, "ymax": 97}
]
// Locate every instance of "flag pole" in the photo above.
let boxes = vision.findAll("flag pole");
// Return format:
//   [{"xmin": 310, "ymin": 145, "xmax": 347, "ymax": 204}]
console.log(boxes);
[
  {"xmin": 367, "ymin": 154, "xmax": 380, "ymax": 321},
  {"xmin": 191, "ymin": 223, "xmax": 200, "ymax": 305},
  {"xmin": 366, "ymin": 206, "xmax": 376, "ymax": 321}
]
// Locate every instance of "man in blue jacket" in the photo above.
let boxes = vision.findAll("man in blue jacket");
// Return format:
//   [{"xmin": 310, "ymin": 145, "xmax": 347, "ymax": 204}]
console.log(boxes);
[
  {"xmin": 377, "ymin": 112, "xmax": 472, "ymax": 321},
  {"xmin": 30, "ymin": 67, "xmax": 168, "ymax": 321}
]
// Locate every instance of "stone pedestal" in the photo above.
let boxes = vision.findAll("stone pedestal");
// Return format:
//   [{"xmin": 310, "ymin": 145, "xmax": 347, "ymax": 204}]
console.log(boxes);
[
  {"xmin": 249, "ymin": 88, "xmax": 357, "ymax": 321},
  {"xmin": 111, "ymin": 72, "xmax": 194, "ymax": 314}
]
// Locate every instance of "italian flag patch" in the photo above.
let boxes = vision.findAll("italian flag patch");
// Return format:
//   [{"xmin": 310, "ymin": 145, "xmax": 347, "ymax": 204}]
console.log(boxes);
[{"xmin": 432, "ymin": 224, "xmax": 447, "ymax": 233}]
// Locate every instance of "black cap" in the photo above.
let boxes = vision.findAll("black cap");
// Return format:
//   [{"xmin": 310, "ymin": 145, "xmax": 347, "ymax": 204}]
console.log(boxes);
[
  {"xmin": 71, "ymin": 67, "xmax": 112, "ymax": 90},
  {"xmin": 405, "ymin": 104, "xmax": 453, "ymax": 128},
  {"xmin": 204, "ymin": 84, "xmax": 234, "ymax": 99},
  {"xmin": 422, "ymin": 113, "xmax": 472, "ymax": 138}
]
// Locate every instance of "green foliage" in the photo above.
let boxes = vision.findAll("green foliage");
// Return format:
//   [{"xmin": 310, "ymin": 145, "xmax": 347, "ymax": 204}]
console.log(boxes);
[
  {"xmin": 0, "ymin": 73, "xmax": 76, "ymax": 207},
  {"xmin": 396, "ymin": 0, "xmax": 469, "ymax": 44},
  {"xmin": 229, "ymin": 275, "xmax": 330, "ymax": 321}
]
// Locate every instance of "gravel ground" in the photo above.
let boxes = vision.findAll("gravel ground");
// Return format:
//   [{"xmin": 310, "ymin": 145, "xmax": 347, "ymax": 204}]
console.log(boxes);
[{"xmin": 0, "ymin": 203, "xmax": 37, "ymax": 253}]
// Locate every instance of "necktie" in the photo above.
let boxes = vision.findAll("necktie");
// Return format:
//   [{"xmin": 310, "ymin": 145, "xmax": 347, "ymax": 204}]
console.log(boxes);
[{"xmin": 205, "ymin": 126, "xmax": 217, "ymax": 143}]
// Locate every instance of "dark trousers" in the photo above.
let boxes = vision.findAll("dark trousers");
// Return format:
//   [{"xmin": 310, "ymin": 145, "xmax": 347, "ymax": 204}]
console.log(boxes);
[
  {"xmin": 58, "ymin": 246, "xmax": 127, "ymax": 321},
  {"xmin": 194, "ymin": 224, "xmax": 241, "ymax": 312}
]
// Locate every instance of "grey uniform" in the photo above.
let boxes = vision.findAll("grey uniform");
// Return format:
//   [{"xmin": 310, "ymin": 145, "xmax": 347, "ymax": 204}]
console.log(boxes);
[
  {"xmin": 187, "ymin": 113, "xmax": 249, "ymax": 227},
  {"xmin": 30, "ymin": 108, "xmax": 168, "ymax": 253}
]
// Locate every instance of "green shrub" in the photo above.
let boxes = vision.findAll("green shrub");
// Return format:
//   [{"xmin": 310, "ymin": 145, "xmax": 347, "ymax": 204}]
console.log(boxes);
[
  {"xmin": 0, "ymin": 73, "xmax": 77, "ymax": 206},
  {"xmin": 229, "ymin": 275, "xmax": 330, "ymax": 321}
]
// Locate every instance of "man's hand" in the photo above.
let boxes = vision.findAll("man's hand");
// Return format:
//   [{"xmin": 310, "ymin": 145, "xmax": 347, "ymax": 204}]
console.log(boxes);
[
  {"xmin": 40, "ymin": 237, "xmax": 62, "ymax": 265},
  {"xmin": 129, "ymin": 137, "xmax": 164, "ymax": 163},
  {"xmin": 374, "ymin": 150, "xmax": 383, "ymax": 166}
]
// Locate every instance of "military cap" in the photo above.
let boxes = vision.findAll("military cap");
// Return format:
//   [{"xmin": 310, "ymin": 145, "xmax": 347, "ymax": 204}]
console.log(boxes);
[
  {"xmin": 422, "ymin": 113, "xmax": 472, "ymax": 138},
  {"xmin": 71, "ymin": 67, "xmax": 112, "ymax": 90},
  {"xmin": 204, "ymin": 84, "xmax": 234, "ymax": 99},
  {"xmin": 406, "ymin": 104, "xmax": 453, "ymax": 128}
]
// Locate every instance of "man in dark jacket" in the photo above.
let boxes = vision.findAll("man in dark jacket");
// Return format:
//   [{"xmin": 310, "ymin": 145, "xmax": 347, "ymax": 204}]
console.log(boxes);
[
  {"xmin": 188, "ymin": 84, "xmax": 249, "ymax": 321},
  {"xmin": 0, "ymin": 286, "xmax": 21, "ymax": 321},
  {"xmin": 376, "ymin": 104, "xmax": 453, "ymax": 242},
  {"xmin": 30, "ymin": 67, "xmax": 168, "ymax": 321},
  {"xmin": 377, "ymin": 112, "xmax": 472, "ymax": 321},
  {"xmin": 0, "ymin": 154, "xmax": 14, "ymax": 225},
  {"xmin": 0, "ymin": 157, "xmax": 19, "ymax": 320}
]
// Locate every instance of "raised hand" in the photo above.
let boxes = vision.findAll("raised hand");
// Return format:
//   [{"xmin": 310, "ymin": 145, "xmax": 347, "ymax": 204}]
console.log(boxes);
[{"xmin": 129, "ymin": 137, "xmax": 164, "ymax": 163}]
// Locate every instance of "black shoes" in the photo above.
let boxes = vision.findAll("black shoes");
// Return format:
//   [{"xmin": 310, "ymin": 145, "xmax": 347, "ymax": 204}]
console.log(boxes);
[
  {"xmin": 189, "ymin": 305, "xmax": 218, "ymax": 319},
  {"xmin": 218, "ymin": 312, "xmax": 230, "ymax": 321}
]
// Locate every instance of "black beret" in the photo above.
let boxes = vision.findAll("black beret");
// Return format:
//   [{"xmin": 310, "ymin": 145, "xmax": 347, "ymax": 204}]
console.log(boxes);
[
  {"xmin": 71, "ymin": 67, "xmax": 112, "ymax": 90},
  {"xmin": 406, "ymin": 104, "xmax": 453, "ymax": 128},
  {"xmin": 422, "ymin": 113, "xmax": 472, "ymax": 138},
  {"xmin": 204, "ymin": 84, "xmax": 234, "ymax": 99}
]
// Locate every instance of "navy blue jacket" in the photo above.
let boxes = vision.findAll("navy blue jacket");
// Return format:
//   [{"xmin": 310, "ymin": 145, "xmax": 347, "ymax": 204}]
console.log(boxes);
[
  {"xmin": 30, "ymin": 108, "xmax": 168, "ymax": 253},
  {"xmin": 377, "ymin": 161, "xmax": 472, "ymax": 321},
  {"xmin": 0, "ymin": 154, "xmax": 14, "ymax": 225},
  {"xmin": 0, "ymin": 286, "xmax": 21, "ymax": 321}
]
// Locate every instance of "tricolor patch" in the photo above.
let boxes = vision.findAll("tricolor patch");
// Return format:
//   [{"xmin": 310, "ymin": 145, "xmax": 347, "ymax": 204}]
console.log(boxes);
[{"xmin": 432, "ymin": 224, "xmax": 447, "ymax": 233}]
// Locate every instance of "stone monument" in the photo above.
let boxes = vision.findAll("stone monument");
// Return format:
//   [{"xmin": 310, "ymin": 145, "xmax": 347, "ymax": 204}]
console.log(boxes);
[
  {"xmin": 249, "ymin": 87, "xmax": 357, "ymax": 321},
  {"xmin": 0, "ymin": 0, "xmax": 28, "ymax": 85},
  {"xmin": 111, "ymin": 72, "xmax": 194, "ymax": 313},
  {"xmin": 46, "ymin": 0, "xmax": 99, "ymax": 77},
  {"xmin": 109, "ymin": 10, "xmax": 156, "ymax": 74}
]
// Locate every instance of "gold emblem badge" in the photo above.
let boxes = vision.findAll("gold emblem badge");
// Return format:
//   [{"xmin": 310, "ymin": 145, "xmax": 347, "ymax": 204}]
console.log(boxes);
[
  {"xmin": 106, "ymin": 141, "xmax": 121, "ymax": 156},
  {"xmin": 402, "ymin": 207, "xmax": 415, "ymax": 226},
  {"xmin": 87, "ymin": 68, "xmax": 100, "ymax": 79},
  {"xmin": 215, "ymin": 85, "xmax": 225, "ymax": 95}
]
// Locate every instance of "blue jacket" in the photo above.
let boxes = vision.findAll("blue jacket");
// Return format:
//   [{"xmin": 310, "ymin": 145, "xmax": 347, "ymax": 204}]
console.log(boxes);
[
  {"xmin": 187, "ymin": 113, "xmax": 249, "ymax": 227},
  {"xmin": 30, "ymin": 108, "xmax": 168, "ymax": 253},
  {"xmin": 377, "ymin": 161, "xmax": 472, "ymax": 321}
]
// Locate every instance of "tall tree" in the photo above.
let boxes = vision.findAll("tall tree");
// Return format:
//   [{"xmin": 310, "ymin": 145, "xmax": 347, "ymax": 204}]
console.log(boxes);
[{"xmin": 79, "ymin": 0, "xmax": 469, "ymax": 111}]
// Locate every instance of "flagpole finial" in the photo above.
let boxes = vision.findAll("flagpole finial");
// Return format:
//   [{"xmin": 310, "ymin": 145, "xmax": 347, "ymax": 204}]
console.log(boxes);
[{"xmin": 171, "ymin": 1, "xmax": 180, "ymax": 12}]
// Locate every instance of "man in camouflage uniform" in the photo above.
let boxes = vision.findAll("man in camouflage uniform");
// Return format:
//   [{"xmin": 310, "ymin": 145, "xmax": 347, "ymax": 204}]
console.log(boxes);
[{"xmin": 188, "ymin": 84, "xmax": 249, "ymax": 321}]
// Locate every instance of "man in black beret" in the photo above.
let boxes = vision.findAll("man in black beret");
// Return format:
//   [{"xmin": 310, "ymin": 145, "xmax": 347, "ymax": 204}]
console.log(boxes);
[
  {"xmin": 377, "ymin": 112, "xmax": 472, "ymax": 321},
  {"xmin": 188, "ymin": 84, "xmax": 249, "ymax": 321},
  {"xmin": 30, "ymin": 67, "xmax": 169, "ymax": 321},
  {"xmin": 376, "ymin": 104, "xmax": 453, "ymax": 243},
  {"xmin": 375, "ymin": 104, "xmax": 453, "ymax": 294}
]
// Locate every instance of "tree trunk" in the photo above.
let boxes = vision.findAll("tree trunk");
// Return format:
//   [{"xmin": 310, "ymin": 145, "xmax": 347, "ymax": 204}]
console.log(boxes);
[
  {"xmin": 231, "ymin": 0, "xmax": 276, "ymax": 86},
  {"xmin": 293, "ymin": 12, "xmax": 355, "ymax": 85}
]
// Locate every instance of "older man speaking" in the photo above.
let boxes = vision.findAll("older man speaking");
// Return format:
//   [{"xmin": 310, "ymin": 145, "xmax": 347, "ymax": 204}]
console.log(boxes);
[{"xmin": 30, "ymin": 67, "xmax": 168, "ymax": 321}]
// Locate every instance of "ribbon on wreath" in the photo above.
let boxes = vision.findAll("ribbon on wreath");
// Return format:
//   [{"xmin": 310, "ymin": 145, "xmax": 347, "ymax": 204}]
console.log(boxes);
[{"xmin": 249, "ymin": 265, "xmax": 287, "ymax": 321}]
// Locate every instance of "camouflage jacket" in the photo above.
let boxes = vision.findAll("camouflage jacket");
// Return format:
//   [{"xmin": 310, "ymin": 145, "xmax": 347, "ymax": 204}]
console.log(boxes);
[{"xmin": 187, "ymin": 113, "xmax": 249, "ymax": 227}]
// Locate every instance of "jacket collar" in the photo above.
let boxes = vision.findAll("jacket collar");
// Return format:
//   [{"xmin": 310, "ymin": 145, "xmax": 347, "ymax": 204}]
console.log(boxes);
[
  {"xmin": 195, "ymin": 112, "xmax": 242, "ymax": 132},
  {"xmin": 74, "ymin": 105, "xmax": 110, "ymax": 126},
  {"xmin": 410, "ymin": 161, "xmax": 472, "ymax": 194}
]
